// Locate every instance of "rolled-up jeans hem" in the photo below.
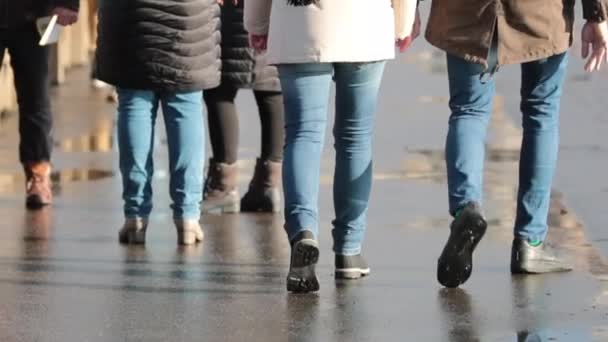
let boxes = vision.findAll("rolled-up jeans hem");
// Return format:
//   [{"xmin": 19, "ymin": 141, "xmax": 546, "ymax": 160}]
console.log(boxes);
[
  {"xmin": 285, "ymin": 215, "xmax": 317, "ymax": 241},
  {"xmin": 333, "ymin": 246, "xmax": 362, "ymax": 256}
]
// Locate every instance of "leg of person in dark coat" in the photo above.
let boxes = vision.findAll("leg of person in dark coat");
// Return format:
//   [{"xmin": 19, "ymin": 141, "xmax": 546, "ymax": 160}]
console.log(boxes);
[
  {"xmin": 240, "ymin": 90, "xmax": 284, "ymax": 213},
  {"xmin": 202, "ymin": 83, "xmax": 241, "ymax": 213}
]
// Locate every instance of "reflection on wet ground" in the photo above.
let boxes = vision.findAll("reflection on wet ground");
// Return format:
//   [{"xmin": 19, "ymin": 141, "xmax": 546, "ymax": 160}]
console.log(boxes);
[
  {"xmin": 51, "ymin": 168, "xmax": 114, "ymax": 183},
  {"xmin": 0, "ymin": 207, "xmax": 605, "ymax": 341},
  {"xmin": 0, "ymin": 168, "xmax": 115, "ymax": 196},
  {"xmin": 54, "ymin": 117, "xmax": 115, "ymax": 153}
]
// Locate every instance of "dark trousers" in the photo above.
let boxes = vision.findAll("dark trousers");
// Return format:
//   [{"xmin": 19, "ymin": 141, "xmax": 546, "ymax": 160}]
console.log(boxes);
[
  {"xmin": 203, "ymin": 83, "xmax": 284, "ymax": 164},
  {"xmin": 0, "ymin": 24, "xmax": 52, "ymax": 164}
]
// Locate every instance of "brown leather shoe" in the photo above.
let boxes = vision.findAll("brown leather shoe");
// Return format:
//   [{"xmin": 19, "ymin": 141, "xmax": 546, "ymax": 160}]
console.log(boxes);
[{"xmin": 24, "ymin": 161, "xmax": 53, "ymax": 209}]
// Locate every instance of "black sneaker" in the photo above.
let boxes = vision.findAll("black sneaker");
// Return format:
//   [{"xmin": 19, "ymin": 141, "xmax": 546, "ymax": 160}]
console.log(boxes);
[
  {"xmin": 511, "ymin": 238, "xmax": 573, "ymax": 274},
  {"xmin": 286, "ymin": 230, "xmax": 320, "ymax": 293},
  {"xmin": 335, "ymin": 254, "xmax": 370, "ymax": 279},
  {"xmin": 437, "ymin": 202, "xmax": 487, "ymax": 288}
]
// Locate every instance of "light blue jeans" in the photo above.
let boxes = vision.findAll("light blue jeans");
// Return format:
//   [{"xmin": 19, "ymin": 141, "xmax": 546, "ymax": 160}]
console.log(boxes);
[
  {"xmin": 278, "ymin": 62, "xmax": 386, "ymax": 255},
  {"xmin": 117, "ymin": 89, "xmax": 205, "ymax": 220},
  {"xmin": 445, "ymin": 51, "xmax": 568, "ymax": 242}
]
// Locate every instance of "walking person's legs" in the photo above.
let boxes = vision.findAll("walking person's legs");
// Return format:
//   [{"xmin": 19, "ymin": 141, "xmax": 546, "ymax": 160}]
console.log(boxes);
[
  {"xmin": 278, "ymin": 63, "xmax": 332, "ymax": 293},
  {"xmin": 202, "ymin": 83, "xmax": 240, "ymax": 213},
  {"xmin": 8, "ymin": 25, "xmax": 53, "ymax": 208},
  {"xmin": 241, "ymin": 90, "xmax": 284, "ymax": 212},
  {"xmin": 437, "ymin": 53, "xmax": 496, "ymax": 288},
  {"xmin": 161, "ymin": 91, "xmax": 205, "ymax": 245},
  {"xmin": 511, "ymin": 53, "xmax": 572, "ymax": 274},
  {"xmin": 116, "ymin": 89, "xmax": 158, "ymax": 244},
  {"xmin": 331, "ymin": 61, "xmax": 385, "ymax": 279}
]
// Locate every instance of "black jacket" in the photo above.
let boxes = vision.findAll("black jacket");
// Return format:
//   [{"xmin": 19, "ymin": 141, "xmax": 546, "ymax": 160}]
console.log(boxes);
[
  {"xmin": 219, "ymin": 1, "xmax": 279, "ymax": 92},
  {"xmin": 95, "ymin": 0, "xmax": 221, "ymax": 92},
  {"xmin": 0, "ymin": 0, "xmax": 79, "ymax": 29}
]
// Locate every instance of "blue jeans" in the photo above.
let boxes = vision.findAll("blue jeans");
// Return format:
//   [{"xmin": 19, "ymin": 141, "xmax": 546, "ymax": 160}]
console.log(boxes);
[
  {"xmin": 278, "ymin": 62, "xmax": 386, "ymax": 255},
  {"xmin": 117, "ymin": 89, "xmax": 205, "ymax": 220},
  {"xmin": 445, "ymin": 52, "xmax": 568, "ymax": 242}
]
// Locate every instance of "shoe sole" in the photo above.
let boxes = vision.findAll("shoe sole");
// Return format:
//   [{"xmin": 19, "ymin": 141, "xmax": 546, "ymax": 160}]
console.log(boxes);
[
  {"xmin": 177, "ymin": 230, "xmax": 204, "ymax": 245},
  {"xmin": 511, "ymin": 262, "xmax": 573, "ymax": 274},
  {"xmin": 437, "ymin": 212, "xmax": 487, "ymax": 288},
  {"xmin": 118, "ymin": 230, "xmax": 146, "ymax": 245},
  {"xmin": 203, "ymin": 202, "xmax": 241, "ymax": 214},
  {"xmin": 240, "ymin": 200, "xmax": 281, "ymax": 213},
  {"xmin": 240, "ymin": 190, "xmax": 282, "ymax": 213},
  {"xmin": 26, "ymin": 195, "xmax": 50, "ymax": 210},
  {"xmin": 335, "ymin": 267, "xmax": 371, "ymax": 280},
  {"xmin": 287, "ymin": 239, "xmax": 320, "ymax": 293}
]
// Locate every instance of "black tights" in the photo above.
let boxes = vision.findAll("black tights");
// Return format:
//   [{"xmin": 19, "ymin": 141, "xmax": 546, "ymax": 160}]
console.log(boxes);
[{"xmin": 203, "ymin": 84, "xmax": 284, "ymax": 164}]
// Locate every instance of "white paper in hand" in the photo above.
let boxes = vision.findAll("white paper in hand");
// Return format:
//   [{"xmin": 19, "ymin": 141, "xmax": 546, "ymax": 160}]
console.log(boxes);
[
  {"xmin": 393, "ymin": 0, "xmax": 417, "ymax": 40},
  {"xmin": 37, "ymin": 15, "xmax": 63, "ymax": 46}
]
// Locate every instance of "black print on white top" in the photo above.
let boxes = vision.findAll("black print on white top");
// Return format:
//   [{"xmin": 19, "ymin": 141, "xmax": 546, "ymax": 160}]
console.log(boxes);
[{"xmin": 286, "ymin": 0, "xmax": 319, "ymax": 6}]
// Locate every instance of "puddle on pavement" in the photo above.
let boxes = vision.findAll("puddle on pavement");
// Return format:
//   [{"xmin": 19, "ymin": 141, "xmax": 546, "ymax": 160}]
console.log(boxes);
[
  {"xmin": 51, "ymin": 168, "xmax": 114, "ymax": 182},
  {"xmin": 0, "ymin": 168, "xmax": 114, "ymax": 192},
  {"xmin": 56, "ymin": 134, "xmax": 114, "ymax": 152},
  {"xmin": 55, "ymin": 120, "xmax": 114, "ymax": 152}
]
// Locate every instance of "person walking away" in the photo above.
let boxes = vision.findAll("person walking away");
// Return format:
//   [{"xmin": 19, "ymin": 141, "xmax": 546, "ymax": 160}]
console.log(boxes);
[
  {"xmin": 245, "ymin": 0, "xmax": 421, "ymax": 293},
  {"xmin": 0, "ymin": 0, "xmax": 79, "ymax": 208},
  {"xmin": 425, "ymin": 0, "xmax": 608, "ymax": 288},
  {"xmin": 95, "ymin": 0, "xmax": 222, "ymax": 245},
  {"xmin": 203, "ymin": 0, "xmax": 284, "ymax": 214}
]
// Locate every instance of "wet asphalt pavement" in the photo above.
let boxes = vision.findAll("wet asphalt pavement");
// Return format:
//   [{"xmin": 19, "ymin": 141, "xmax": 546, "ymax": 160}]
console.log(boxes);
[{"xmin": 1, "ymin": 20, "xmax": 608, "ymax": 342}]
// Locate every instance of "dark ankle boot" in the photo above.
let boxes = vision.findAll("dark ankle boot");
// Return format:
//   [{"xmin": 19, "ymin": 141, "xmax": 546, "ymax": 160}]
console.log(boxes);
[
  {"xmin": 202, "ymin": 159, "xmax": 240, "ymax": 213},
  {"xmin": 240, "ymin": 158, "xmax": 282, "ymax": 213}
]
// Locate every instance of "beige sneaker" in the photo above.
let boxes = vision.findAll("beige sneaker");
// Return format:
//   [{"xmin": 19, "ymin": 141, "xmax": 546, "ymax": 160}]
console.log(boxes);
[
  {"xmin": 119, "ymin": 218, "xmax": 148, "ymax": 244},
  {"xmin": 174, "ymin": 219, "xmax": 204, "ymax": 245}
]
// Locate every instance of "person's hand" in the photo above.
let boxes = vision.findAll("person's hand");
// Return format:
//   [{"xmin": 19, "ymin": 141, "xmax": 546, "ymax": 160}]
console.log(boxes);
[
  {"xmin": 217, "ymin": 0, "xmax": 238, "ymax": 5},
  {"xmin": 249, "ymin": 34, "xmax": 268, "ymax": 52},
  {"xmin": 396, "ymin": 8, "xmax": 421, "ymax": 53},
  {"xmin": 51, "ymin": 7, "xmax": 78, "ymax": 26},
  {"xmin": 581, "ymin": 20, "xmax": 608, "ymax": 72}
]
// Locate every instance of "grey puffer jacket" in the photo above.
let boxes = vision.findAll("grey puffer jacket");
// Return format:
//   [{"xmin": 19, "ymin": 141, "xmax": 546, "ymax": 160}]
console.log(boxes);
[
  {"xmin": 95, "ymin": 0, "xmax": 221, "ymax": 92},
  {"xmin": 219, "ymin": 1, "xmax": 279, "ymax": 91}
]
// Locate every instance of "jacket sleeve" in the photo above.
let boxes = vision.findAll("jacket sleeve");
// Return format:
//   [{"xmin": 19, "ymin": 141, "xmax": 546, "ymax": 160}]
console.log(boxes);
[
  {"xmin": 50, "ymin": 0, "xmax": 80, "ymax": 11},
  {"xmin": 393, "ymin": 0, "xmax": 417, "ymax": 40},
  {"xmin": 582, "ymin": 0, "xmax": 607, "ymax": 21},
  {"xmin": 244, "ymin": 0, "xmax": 272, "ymax": 35}
]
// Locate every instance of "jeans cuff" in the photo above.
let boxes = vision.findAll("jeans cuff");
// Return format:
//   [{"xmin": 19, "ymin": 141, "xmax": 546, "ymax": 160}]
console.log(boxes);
[
  {"xmin": 124, "ymin": 209, "xmax": 152, "ymax": 219},
  {"xmin": 285, "ymin": 214, "xmax": 318, "ymax": 241},
  {"xmin": 514, "ymin": 232, "xmax": 547, "ymax": 243},
  {"xmin": 333, "ymin": 244, "xmax": 362, "ymax": 256},
  {"xmin": 125, "ymin": 214, "xmax": 149, "ymax": 220}
]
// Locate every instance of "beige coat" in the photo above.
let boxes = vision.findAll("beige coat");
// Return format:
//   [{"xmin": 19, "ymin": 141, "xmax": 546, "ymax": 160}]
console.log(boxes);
[{"xmin": 244, "ymin": 0, "xmax": 396, "ymax": 64}]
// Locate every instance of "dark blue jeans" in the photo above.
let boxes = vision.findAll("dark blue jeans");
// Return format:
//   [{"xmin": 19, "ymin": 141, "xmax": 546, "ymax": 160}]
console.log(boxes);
[
  {"xmin": 278, "ymin": 62, "xmax": 386, "ymax": 255},
  {"xmin": 445, "ymin": 52, "xmax": 568, "ymax": 242}
]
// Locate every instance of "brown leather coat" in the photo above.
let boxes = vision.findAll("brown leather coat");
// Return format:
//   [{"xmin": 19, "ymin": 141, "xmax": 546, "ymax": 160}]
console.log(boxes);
[{"xmin": 426, "ymin": 0, "xmax": 608, "ymax": 67}]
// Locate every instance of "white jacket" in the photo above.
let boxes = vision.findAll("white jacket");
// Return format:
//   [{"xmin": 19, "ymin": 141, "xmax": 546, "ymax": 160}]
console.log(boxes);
[{"xmin": 244, "ymin": 0, "xmax": 397, "ymax": 64}]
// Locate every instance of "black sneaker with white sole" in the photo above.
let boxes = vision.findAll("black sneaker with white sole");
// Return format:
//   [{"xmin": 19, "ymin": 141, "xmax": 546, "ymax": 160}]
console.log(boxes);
[
  {"xmin": 335, "ymin": 254, "xmax": 370, "ymax": 279},
  {"xmin": 437, "ymin": 202, "xmax": 487, "ymax": 288},
  {"xmin": 286, "ymin": 230, "xmax": 320, "ymax": 293}
]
